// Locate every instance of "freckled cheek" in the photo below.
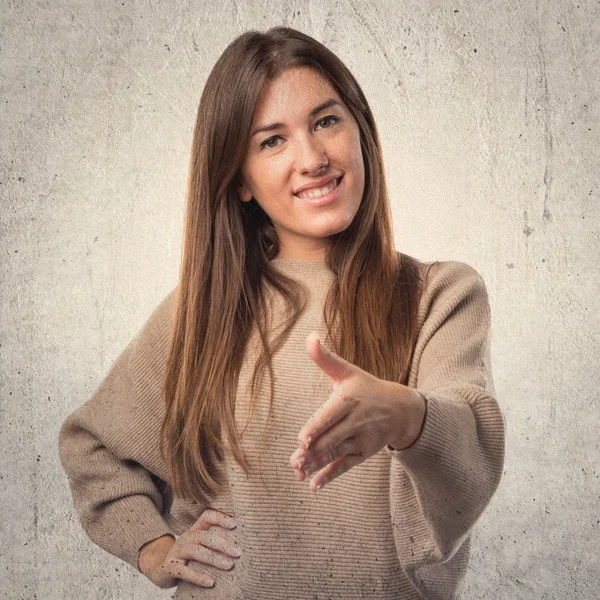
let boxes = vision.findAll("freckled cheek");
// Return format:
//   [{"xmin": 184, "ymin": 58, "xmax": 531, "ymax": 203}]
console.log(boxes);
[
  {"xmin": 346, "ymin": 162, "xmax": 364, "ymax": 198},
  {"xmin": 353, "ymin": 146, "xmax": 366, "ymax": 190},
  {"xmin": 340, "ymin": 133, "xmax": 364, "ymax": 174}
]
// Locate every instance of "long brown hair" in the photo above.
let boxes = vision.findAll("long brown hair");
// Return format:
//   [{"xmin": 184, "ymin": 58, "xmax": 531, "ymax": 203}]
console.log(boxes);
[{"xmin": 160, "ymin": 26, "xmax": 432, "ymax": 504}]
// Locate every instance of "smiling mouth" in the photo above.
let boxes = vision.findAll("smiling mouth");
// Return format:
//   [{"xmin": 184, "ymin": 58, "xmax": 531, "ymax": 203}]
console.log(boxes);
[{"xmin": 294, "ymin": 176, "xmax": 343, "ymax": 199}]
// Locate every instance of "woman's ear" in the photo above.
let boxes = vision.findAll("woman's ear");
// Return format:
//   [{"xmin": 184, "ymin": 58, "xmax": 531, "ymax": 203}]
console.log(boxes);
[{"xmin": 236, "ymin": 176, "xmax": 253, "ymax": 203}]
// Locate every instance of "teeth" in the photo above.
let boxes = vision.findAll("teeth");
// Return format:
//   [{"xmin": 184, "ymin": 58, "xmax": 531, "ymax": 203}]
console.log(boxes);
[{"xmin": 296, "ymin": 177, "xmax": 339, "ymax": 199}]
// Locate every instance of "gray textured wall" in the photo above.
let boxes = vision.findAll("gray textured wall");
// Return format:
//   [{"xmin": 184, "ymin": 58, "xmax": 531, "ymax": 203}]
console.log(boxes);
[{"xmin": 1, "ymin": 1, "xmax": 598, "ymax": 598}]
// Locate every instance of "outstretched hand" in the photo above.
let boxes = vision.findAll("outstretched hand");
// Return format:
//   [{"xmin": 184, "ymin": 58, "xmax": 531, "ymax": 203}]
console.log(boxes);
[{"xmin": 289, "ymin": 332, "xmax": 427, "ymax": 492}]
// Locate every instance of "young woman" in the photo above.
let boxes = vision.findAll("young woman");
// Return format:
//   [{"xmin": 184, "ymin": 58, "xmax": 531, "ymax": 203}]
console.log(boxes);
[{"xmin": 58, "ymin": 26, "xmax": 505, "ymax": 599}]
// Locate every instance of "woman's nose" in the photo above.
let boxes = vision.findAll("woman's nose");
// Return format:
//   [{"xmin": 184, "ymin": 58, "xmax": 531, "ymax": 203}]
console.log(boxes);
[{"xmin": 294, "ymin": 135, "xmax": 328, "ymax": 173}]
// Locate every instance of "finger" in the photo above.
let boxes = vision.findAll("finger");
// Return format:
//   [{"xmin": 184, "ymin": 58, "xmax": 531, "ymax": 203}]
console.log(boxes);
[
  {"xmin": 165, "ymin": 554, "xmax": 188, "ymax": 571},
  {"xmin": 185, "ymin": 530, "xmax": 238, "ymax": 558},
  {"xmin": 187, "ymin": 544, "xmax": 237, "ymax": 571},
  {"xmin": 306, "ymin": 331, "xmax": 355, "ymax": 384},
  {"xmin": 301, "ymin": 436, "xmax": 357, "ymax": 477},
  {"xmin": 309, "ymin": 454, "xmax": 365, "ymax": 492},
  {"xmin": 297, "ymin": 391, "xmax": 355, "ymax": 452},
  {"xmin": 194, "ymin": 528, "xmax": 242, "ymax": 559},
  {"xmin": 295, "ymin": 466, "xmax": 308, "ymax": 481},
  {"xmin": 290, "ymin": 446, "xmax": 306, "ymax": 468},
  {"xmin": 166, "ymin": 559, "xmax": 216, "ymax": 588},
  {"xmin": 190, "ymin": 508, "xmax": 237, "ymax": 532}
]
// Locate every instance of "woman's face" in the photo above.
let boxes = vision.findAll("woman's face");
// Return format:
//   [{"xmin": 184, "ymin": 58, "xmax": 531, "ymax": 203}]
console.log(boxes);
[{"xmin": 237, "ymin": 66, "xmax": 365, "ymax": 261}]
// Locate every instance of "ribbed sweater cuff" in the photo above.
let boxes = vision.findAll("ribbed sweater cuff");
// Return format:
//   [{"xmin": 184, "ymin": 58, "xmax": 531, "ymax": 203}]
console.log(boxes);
[
  {"xmin": 87, "ymin": 494, "xmax": 177, "ymax": 573},
  {"xmin": 384, "ymin": 391, "xmax": 472, "ymax": 474}
]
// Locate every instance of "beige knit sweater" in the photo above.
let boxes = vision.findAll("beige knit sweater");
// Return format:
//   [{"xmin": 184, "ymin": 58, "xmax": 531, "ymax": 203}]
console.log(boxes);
[{"xmin": 58, "ymin": 255, "xmax": 505, "ymax": 599}]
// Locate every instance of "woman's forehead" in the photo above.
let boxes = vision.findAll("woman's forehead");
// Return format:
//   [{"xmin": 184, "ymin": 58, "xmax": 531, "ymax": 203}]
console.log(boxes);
[{"xmin": 252, "ymin": 68, "xmax": 342, "ymax": 125}]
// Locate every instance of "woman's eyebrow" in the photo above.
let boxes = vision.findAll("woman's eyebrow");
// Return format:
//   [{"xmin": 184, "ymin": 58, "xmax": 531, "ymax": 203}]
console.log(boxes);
[{"xmin": 251, "ymin": 98, "xmax": 342, "ymax": 137}]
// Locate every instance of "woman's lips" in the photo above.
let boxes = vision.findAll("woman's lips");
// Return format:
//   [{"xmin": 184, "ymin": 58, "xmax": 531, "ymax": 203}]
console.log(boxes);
[{"xmin": 294, "ymin": 176, "xmax": 343, "ymax": 206}]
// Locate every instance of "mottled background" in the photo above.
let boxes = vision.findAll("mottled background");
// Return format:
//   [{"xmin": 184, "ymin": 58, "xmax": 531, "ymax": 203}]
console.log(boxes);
[{"xmin": 1, "ymin": 1, "xmax": 598, "ymax": 598}]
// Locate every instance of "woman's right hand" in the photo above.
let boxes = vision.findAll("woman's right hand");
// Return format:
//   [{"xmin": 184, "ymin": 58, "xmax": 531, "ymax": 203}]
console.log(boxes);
[{"xmin": 139, "ymin": 508, "xmax": 242, "ymax": 589}]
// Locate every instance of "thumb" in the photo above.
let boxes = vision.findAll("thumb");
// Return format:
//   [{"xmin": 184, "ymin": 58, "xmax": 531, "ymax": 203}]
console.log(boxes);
[{"xmin": 306, "ymin": 331, "xmax": 355, "ymax": 384}]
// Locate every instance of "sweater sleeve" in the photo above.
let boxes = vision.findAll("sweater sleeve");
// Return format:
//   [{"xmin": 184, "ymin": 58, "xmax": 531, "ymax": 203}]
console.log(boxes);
[
  {"xmin": 57, "ymin": 290, "xmax": 179, "ymax": 573},
  {"xmin": 385, "ymin": 261, "xmax": 506, "ymax": 596}
]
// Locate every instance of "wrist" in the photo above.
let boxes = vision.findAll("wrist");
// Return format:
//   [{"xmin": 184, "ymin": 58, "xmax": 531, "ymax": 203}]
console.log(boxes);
[
  {"xmin": 138, "ymin": 534, "xmax": 176, "ymax": 575},
  {"xmin": 388, "ymin": 386, "xmax": 427, "ymax": 451}
]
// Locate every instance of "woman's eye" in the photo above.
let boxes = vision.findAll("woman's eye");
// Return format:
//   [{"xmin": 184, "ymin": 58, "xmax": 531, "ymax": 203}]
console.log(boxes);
[
  {"xmin": 258, "ymin": 116, "xmax": 339, "ymax": 151},
  {"xmin": 317, "ymin": 115, "xmax": 339, "ymax": 129},
  {"xmin": 260, "ymin": 136, "xmax": 281, "ymax": 150}
]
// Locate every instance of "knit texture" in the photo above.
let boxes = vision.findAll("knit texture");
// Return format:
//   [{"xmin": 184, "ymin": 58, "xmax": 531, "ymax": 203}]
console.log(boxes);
[{"xmin": 58, "ymin": 254, "xmax": 505, "ymax": 599}]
